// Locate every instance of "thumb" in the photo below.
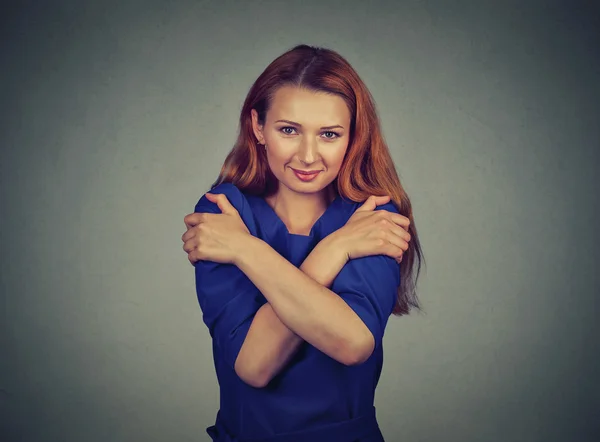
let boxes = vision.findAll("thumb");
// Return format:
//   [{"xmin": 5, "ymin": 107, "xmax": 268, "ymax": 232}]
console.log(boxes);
[
  {"xmin": 205, "ymin": 193, "xmax": 237, "ymax": 215},
  {"xmin": 356, "ymin": 195, "xmax": 390, "ymax": 212}
]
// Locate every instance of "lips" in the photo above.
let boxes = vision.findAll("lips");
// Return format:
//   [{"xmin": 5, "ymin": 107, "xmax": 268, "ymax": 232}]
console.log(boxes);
[
  {"xmin": 292, "ymin": 169, "xmax": 321, "ymax": 175},
  {"xmin": 291, "ymin": 168, "xmax": 322, "ymax": 182}
]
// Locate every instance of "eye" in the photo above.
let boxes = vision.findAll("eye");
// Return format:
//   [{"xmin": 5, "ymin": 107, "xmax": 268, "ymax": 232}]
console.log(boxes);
[
  {"xmin": 280, "ymin": 126, "xmax": 297, "ymax": 135},
  {"xmin": 322, "ymin": 131, "xmax": 341, "ymax": 140}
]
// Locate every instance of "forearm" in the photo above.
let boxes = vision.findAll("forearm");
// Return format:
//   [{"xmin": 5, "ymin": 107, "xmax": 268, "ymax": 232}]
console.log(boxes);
[
  {"xmin": 298, "ymin": 233, "xmax": 349, "ymax": 288},
  {"xmin": 236, "ymin": 235, "xmax": 373, "ymax": 366},
  {"xmin": 235, "ymin": 303, "xmax": 300, "ymax": 387},
  {"xmin": 234, "ymin": 234, "xmax": 349, "ymax": 386}
]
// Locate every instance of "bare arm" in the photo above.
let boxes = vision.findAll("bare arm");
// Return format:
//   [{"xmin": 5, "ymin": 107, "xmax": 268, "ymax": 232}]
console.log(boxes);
[
  {"xmin": 186, "ymin": 190, "xmax": 408, "ymax": 388},
  {"xmin": 233, "ymin": 234, "xmax": 375, "ymax": 369},
  {"xmin": 234, "ymin": 233, "xmax": 347, "ymax": 387}
]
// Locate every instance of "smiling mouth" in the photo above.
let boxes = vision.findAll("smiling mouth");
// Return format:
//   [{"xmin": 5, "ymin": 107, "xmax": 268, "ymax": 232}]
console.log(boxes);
[{"xmin": 291, "ymin": 168, "xmax": 322, "ymax": 175}]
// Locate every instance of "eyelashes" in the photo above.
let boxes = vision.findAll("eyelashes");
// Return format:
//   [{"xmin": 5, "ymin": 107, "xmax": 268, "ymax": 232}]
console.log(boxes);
[{"xmin": 279, "ymin": 126, "xmax": 342, "ymax": 140}]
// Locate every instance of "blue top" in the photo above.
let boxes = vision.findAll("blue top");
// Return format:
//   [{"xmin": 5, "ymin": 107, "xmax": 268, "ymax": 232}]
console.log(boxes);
[{"xmin": 193, "ymin": 183, "xmax": 401, "ymax": 442}]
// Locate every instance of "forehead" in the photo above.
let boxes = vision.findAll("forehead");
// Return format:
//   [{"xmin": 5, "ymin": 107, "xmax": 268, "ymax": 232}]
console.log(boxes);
[{"xmin": 267, "ymin": 86, "xmax": 350, "ymax": 126}]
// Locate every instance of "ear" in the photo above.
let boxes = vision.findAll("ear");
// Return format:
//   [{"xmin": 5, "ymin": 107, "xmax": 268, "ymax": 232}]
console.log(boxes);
[{"xmin": 251, "ymin": 109, "xmax": 265, "ymax": 144}]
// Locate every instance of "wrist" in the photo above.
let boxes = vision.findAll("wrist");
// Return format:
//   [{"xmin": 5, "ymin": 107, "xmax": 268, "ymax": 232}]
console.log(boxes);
[
  {"xmin": 322, "ymin": 230, "xmax": 350, "ymax": 264},
  {"xmin": 301, "ymin": 232, "xmax": 349, "ymax": 287},
  {"xmin": 233, "ymin": 234, "xmax": 264, "ymax": 268}
]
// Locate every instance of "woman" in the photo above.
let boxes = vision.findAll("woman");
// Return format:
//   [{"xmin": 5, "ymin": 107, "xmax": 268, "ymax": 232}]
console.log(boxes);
[{"xmin": 181, "ymin": 44, "xmax": 423, "ymax": 442}]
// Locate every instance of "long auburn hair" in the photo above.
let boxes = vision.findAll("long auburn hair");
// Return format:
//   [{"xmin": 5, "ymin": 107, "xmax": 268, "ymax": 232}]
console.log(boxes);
[{"xmin": 211, "ymin": 44, "xmax": 424, "ymax": 315}]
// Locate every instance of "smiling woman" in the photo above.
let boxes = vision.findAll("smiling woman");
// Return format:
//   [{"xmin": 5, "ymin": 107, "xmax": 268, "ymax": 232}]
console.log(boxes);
[
  {"xmin": 181, "ymin": 44, "xmax": 424, "ymax": 442},
  {"xmin": 251, "ymin": 86, "xmax": 350, "ymax": 233}
]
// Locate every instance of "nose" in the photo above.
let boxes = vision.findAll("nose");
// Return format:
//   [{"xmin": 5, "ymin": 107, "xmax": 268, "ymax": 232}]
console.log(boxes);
[{"xmin": 298, "ymin": 138, "xmax": 318, "ymax": 165}]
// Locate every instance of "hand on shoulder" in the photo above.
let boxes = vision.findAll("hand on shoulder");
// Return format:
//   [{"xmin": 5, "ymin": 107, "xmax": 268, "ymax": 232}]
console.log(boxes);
[
  {"xmin": 333, "ymin": 195, "xmax": 411, "ymax": 264},
  {"xmin": 182, "ymin": 182, "xmax": 251, "ymax": 265}
]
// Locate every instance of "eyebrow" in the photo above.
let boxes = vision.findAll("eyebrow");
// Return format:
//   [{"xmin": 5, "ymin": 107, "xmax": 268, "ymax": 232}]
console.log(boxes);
[{"xmin": 274, "ymin": 119, "xmax": 345, "ymax": 130}]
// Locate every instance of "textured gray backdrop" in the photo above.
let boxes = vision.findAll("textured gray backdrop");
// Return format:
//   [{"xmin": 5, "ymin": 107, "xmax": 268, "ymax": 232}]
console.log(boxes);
[{"xmin": 1, "ymin": 1, "xmax": 599, "ymax": 441}]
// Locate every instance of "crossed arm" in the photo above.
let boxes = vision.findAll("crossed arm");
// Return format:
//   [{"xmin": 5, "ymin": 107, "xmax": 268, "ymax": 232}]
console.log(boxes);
[
  {"xmin": 190, "ymin": 187, "xmax": 402, "ymax": 388},
  {"xmin": 233, "ymin": 233, "xmax": 356, "ymax": 387}
]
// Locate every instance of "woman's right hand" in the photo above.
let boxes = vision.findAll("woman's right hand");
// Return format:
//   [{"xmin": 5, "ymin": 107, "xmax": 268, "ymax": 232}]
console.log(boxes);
[{"xmin": 333, "ymin": 195, "xmax": 411, "ymax": 264}]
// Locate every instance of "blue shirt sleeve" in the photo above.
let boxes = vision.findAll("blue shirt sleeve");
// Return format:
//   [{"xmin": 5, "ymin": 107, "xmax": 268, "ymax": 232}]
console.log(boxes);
[
  {"xmin": 193, "ymin": 183, "xmax": 266, "ymax": 370},
  {"xmin": 329, "ymin": 202, "xmax": 402, "ymax": 351}
]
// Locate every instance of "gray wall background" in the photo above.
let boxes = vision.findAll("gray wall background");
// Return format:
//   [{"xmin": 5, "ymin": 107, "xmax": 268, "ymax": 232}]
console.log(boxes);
[{"xmin": 1, "ymin": 1, "xmax": 598, "ymax": 441}]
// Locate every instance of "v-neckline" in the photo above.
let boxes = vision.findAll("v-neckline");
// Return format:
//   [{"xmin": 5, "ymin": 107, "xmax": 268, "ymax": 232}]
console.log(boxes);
[{"xmin": 257, "ymin": 194, "xmax": 342, "ymax": 238}]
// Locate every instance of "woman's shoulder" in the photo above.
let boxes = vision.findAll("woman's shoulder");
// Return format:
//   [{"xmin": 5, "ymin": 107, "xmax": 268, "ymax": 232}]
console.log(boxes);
[
  {"xmin": 193, "ymin": 182, "xmax": 266, "ymax": 239},
  {"xmin": 336, "ymin": 196, "xmax": 400, "ymax": 218},
  {"xmin": 314, "ymin": 196, "xmax": 400, "ymax": 239},
  {"xmin": 194, "ymin": 182, "xmax": 251, "ymax": 214}
]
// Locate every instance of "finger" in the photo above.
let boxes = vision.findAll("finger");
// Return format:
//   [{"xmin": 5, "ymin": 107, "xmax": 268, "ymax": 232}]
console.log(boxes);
[
  {"xmin": 380, "ymin": 239, "xmax": 405, "ymax": 261},
  {"xmin": 389, "ymin": 213, "xmax": 411, "ymax": 229},
  {"xmin": 388, "ymin": 223, "xmax": 411, "ymax": 243},
  {"xmin": 182, "ymin": 239, "xmax": 196, "ymax": 253},
  {"xmin": 205, "ymin": 193, "xmax": 237, "ymax": 215},
  {"xmin": 188, "ymin": 250, "xmax": 201, "ymax": 265},
  {"xmin": 356, "ymin": 195, "xmax": 390, "ymax": 212},
  {"xmin": 356, "ymin": 196, "xmax": 378, "ymax": 212},
  {"xmin": 373, "ymin": 195, "xmax": 391, "ymax": 207},
  {"xmin": 184, "ymin": 212, "xmax": 202, "ymax": 229},
  {"xmin": 181, "ymin": 227, "xmax": 197, "ymax": 243},
  {"xmin": 383, "ymin": 230, "xmax": 410, "ymax": 253}
]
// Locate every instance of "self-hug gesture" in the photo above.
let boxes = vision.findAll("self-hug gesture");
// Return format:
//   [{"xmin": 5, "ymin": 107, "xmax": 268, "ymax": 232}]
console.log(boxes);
[{"xmin": 182, "ymin": 193, "xmax": 411, "ymax": 267}]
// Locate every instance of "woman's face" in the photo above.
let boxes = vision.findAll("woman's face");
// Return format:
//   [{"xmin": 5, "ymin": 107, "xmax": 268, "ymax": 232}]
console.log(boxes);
[{"xmin": 251, "ymin": 86, "xmax": 351, "ymax": 196}]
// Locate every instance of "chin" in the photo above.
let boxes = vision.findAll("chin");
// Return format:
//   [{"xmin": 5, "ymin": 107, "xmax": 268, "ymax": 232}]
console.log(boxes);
[{"xmin": 290, "ymin": 180, "xmax": 332, "ymax": 195}]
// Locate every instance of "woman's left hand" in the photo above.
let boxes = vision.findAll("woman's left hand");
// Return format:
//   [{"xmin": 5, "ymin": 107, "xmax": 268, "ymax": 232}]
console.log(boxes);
[{"xmin": 182, "ymin": 193, "xmax": 251, "ymax": 265}]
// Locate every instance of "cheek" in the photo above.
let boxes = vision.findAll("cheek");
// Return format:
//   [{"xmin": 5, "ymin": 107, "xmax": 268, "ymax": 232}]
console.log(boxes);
[
  {"xmin": 266, "ymin": 148, "xmax": 289, "ymax": 166},
  {"xmin": 266, "ymin": 140, "xmax": 295, "ymax": 164},
  {"xmin": 324, "ymin": 145, "xmax": 348, "ymax": 169},
  {"xmin": 265, "ymin": 149, "xmax": 290, "ymax": 176}
]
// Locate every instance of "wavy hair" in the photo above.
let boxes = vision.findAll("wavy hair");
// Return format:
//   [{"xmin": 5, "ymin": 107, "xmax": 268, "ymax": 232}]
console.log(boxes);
[{"xmin": 212, "ymin": 44, "xmax": 424, "ymax": 315}]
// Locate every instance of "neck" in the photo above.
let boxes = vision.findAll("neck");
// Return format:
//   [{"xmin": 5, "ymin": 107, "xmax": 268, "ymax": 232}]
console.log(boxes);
[{"xmin": 267, "ymin": 185, "xmax": 336, "ymax": 235}]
